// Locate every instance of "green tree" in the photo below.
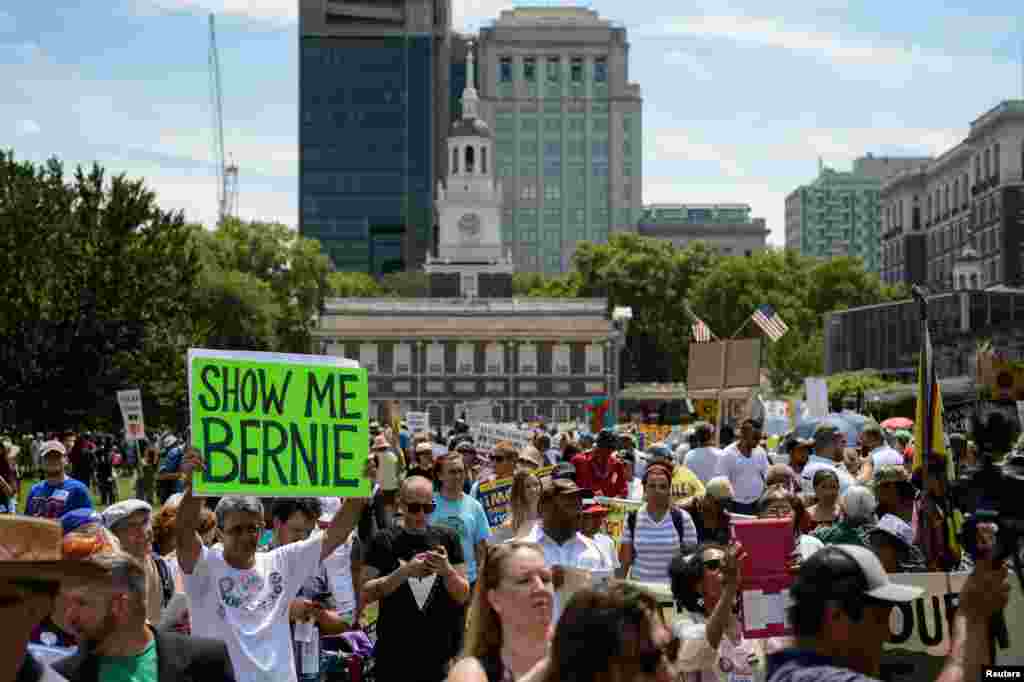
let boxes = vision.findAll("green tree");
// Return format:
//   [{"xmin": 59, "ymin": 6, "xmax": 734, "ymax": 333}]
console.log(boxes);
[
  {"xmin": 0, "ymin": 152, "xmax": 200, "ymax": 431},
  {"xmin": 329, "ymin": 272, "xmax": 384, "ymax": 297},
  {"xmin": 379, "ymin": 271, "xmax": 430, "ymax": 298}
]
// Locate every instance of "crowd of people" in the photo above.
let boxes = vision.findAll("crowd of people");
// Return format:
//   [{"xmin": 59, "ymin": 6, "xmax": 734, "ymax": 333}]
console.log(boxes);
[{"xmin": 2, "ymin": 414, "xmax": 1018, "ymax": 682}]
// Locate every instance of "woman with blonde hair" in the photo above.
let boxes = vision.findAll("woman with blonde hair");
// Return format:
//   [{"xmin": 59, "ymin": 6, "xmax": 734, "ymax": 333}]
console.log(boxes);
[
  {"xmin": 493, "ymin": 470, "xmax": 542, "ymax": 542},
  {"xmin": 448, "ymin": 542, "xmax": 554, "ymax": 682}
]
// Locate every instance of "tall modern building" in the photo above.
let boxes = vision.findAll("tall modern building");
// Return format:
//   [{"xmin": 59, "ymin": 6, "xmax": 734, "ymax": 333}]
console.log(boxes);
[
  {"xmin": 298, "ymin": 0, "xmax": 453, "ymax": 274},
  {"xmin": 880, "ymin": 100, "xmax": 1024, "ymax": 290},
  {"xmin": 785, "ymin": 154, "xmax": 931, "ymax": 272},
  {"xmin": 637, "ymin": 203, "xmax": 769, "ymax": 256},
  {"xmin": 475, "ymin": 7, "xmax": 643, "ymax": 274}
]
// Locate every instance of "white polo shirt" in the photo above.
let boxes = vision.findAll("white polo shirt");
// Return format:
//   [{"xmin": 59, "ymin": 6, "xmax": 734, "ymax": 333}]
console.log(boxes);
[
  {"xmin": 869, "ymin": 445, "xmax": 905, "ymax": 471},
  {"xmin": 684, "ymin": 446, "xmax": 723, "ymax": 485},
  {"xmin": 520, "ymin": 524, "xmax": 612, "ymax": 622},
  {"xmin": 718, "ymin": 444, "xmax": 770, "ymax": 505},
  {"xmin": 801, "ymin": 454, "xmax": 854, "ymax": 496}
]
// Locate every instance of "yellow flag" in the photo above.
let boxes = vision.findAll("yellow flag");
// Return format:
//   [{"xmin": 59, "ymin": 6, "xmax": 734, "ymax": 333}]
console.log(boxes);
[{"xmin": 912, "ymin": 327, "xmax": 948, "ymax": 473}]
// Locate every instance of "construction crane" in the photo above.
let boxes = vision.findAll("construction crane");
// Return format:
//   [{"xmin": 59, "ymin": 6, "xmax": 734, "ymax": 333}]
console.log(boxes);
[{"xmin": 209, "ymin": 13, "xmax": 238, "ymax": 225}]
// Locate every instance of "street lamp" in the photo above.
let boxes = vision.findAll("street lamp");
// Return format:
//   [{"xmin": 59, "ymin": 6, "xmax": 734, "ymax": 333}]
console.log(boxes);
[{"xmin": 609, "ymin": 306, "xmax": 633, "ymax": 426}]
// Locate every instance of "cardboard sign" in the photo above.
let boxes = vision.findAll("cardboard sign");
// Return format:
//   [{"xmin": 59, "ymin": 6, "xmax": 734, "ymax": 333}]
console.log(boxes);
[
  {"xmin": 406, "ymin": 411, "xmax": 428, "ymax": 435},
  {"xmin": 471, "ymin": 423, "xmax": 532, "ymax": 453},
  {"xmin": 116, "ymin": 389, "xmax": 146, "ymax": 441},
  {"xmin": 187, "ymin": 349, "xmax": 369, "ymax": 498},
  {"xmin": 805, "ymin": 377, "xmax": 829, "ymax": 418}
]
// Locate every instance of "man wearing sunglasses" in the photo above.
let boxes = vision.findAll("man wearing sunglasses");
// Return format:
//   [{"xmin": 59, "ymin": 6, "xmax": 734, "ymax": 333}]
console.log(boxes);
[{"xmin": 362, "ymin": 475, "xmax": 470, "ymax": 682}]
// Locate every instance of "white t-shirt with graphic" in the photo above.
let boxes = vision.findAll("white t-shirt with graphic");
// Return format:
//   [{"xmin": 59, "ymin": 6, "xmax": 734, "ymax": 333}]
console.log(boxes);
[{"xmin": 183, "ymin": 535, "xmax": 324, "ymax": 682}]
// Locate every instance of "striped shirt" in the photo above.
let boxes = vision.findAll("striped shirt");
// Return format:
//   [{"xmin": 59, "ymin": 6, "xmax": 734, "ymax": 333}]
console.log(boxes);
[{"xmin": 622, "ymin": 508, "xmax": 698, "ymax": 585}]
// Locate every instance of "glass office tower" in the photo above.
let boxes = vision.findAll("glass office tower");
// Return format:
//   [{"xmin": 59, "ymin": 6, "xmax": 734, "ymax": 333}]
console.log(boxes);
[{"xmin": 298, "ymin": 1, "xmax": 451, "ymax": 274}]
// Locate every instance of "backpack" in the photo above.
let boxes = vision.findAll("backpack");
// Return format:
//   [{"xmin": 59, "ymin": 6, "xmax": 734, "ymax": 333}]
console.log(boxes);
[
  {"xmin": 625, "ymin": 508, "xmax": 689, "ymax": 562},
  {"xmin": 152, "ymin": 553, "xmax": 174, "ymax": 608}
]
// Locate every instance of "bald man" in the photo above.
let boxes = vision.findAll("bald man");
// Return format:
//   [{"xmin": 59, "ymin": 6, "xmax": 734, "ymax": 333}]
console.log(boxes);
[{"xmin": 361, "ymin": 476, "xmax": 470, "ymax": 682}]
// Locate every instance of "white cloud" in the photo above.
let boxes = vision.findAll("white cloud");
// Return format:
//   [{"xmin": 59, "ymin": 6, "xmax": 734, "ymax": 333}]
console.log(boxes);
[
  {"xmin": 15, "ymin": 119, "xmax": 40, "ymax": 136},
  {"xmin": 796, "ymin": 126, "xmax": 963, "ymax": 162},
  {"xmin": 132, "ymin": 0, "xmax": 296, "ymax": 25},
  {"xmin": 452, "ymin": 0, "xmax": 515, "ymax": 32},
  {"xmin": 644, "ymin": 130, "xmax": 745, "ymax": 178},
  {"xmin": 656, "ymin": 15, "xmax": 961, "ymax": 72}
]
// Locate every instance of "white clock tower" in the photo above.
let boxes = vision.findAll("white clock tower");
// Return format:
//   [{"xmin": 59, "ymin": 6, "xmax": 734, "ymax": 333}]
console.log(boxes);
[{"xmin": 426, "ymin": 41, "xmax": 514, "ymax": 299}]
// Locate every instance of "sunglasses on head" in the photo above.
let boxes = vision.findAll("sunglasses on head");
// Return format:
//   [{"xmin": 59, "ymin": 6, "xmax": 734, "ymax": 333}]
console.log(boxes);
[
  {"xmin": 636, "ymin": 636, "xmax": 680, "ymax": 675},
  {"xmin": 404, "ymin": 501, "xmax": 436, "ymax": 514}
]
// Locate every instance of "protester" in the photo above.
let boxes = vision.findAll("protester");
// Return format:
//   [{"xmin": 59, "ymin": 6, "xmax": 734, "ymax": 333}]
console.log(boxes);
[
  {"xmin": 93, "ymin": 437, "xmax": 117, "ymax": 507},
  {"xmin": 618, "ymin": 462, "xmax": 697, "ymax": 584},
  {"xmin": 856, "ymin": 422, "xmax": 905, "ymax": 484},
  {"xmin": 580, "ymin": 501, "xmax": 619, "ymax": 572},
  {"xmin": 266, "ymin": 499, "xmax": 353, "ymax": 682},
  {"xmin": 494, "ymin": 469, "xmax": 541, "ymax": 542},
  {"xmin": 532, "ymin": 432, "xmax": 559, "ymax": 466},
  {"xmin": 102, "ymin": 499, "xmax": 179, "ymax": 624},
  {"xmin": 155, "ymin": 435, "xmax": 184, "ymax": 505},
  {"xmin": 766, "ymin": 463, "xmax": 800, "ymax": 495},
  {"xmin": 522, "ymin": 478, "xmax": 612, "ymax": 621},
  {"xmin": 872, "ymin": 464, "xmax": 916, "ymax": 524},
  {"xmin": 447, "ymin": 542, "xmax": 554, "ymax": 682},
  {"xmin": 786, "ymin": 435, "xmax": 813, "ymax": 477},
  {"xmin": 756, "ymin": 484, "xmax": 824, "ymax": 561},
  {"xmin": 813, "ymin": 486, "xmax": 876, "ymax": 547},
  {"xmin": 765, "ymin": 545, "xmax": 1009, "ymax": 682},
  {"xmin": 620, "ymin": 452, "xmax": 644, "ymax": 500},
  {"xmin": 800, "ymin": 423, "xmax": 854, "ymax": 496},
  {"xmin": 619, "ymin": 434, "xmax": 646, "ymax": 479},
  {"xmin": 472, "ymin": 441, "xmax": 517, "ymax": 500},
  {"xmin": 0, "ymin": 438, "xmax": 19, "ymax": 513},
  {"xmin": 516, "ymin": 446, "xmax": 545, "ymax": 472},
  {"xmin": 175, "ymin": 449, "xmax": 368, "ymax": 682},
  {"xmin": 135, "ymin": 445, "xmax": 158, "ymax": 505},
  {"xmin": 57, "ymin": 550, "xmax": 236, "ymax": 682},
  {"xmin": 802, "ymin": 469, "xmax": 842, "ymax": 533},
  {"xmin": 357, "ymin": 447, "xmax": 390, "ymax": 545},
  {"xmin": 535, "ymin": 582, "xmax": 679, "ymax": 682},
  {"xmin": 407, "ymin": 441, "xmax": 437, "ymax": 481},
  {"xmin": 431, "ymin": 453, "xmax": 492, "ymax": 591},
  {"xmin": 571, "ymin": 428, "xmax": 628, "ymax": 498},
  {"xmin": 669, "ymin": 543, "xmax": 790, "ymax": 681},
  {"xmin": 865, "ymin": 514, "xmax": 927, "ymax": 573},
  {"xmin": 680, "ymin": 476, "xmax": 733, "ymax": 545},
  {"xmin": 683, "ymin": 422, "xmax": 722, "ymax": 485},
  {"xmin": 68, "ymin": 435, "xmax": 96, "ymax": 494},
  {"xmin": 362, "ymin": 475, "xmax": 470, "ymax": 682},
  {"xmin": 653, "ymin": 448, "xmax": 705, "ymax": 506},
  {"xmin": 317, "ymin": 498, "xmax": 363, "ymax": 628},
  {"xmin": 25, "ymin": 441, "xmax": 93, "ymax": 519},
  {"xmin": 717, "ymin": 418, "xmax": 770, "ymax": 515},
  {"xmin": 0, "ymin": 515, "xmax": 110, "ymax": 682}
]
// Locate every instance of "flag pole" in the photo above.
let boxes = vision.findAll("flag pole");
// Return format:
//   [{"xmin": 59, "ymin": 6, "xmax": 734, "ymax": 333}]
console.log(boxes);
[
  {"xmin": 680, "ymin": 300, "xmax": 728, "ymax": 441},
  {"xmin": 911, "ymin": 285, "xmax": 932, "ymax": 499}
]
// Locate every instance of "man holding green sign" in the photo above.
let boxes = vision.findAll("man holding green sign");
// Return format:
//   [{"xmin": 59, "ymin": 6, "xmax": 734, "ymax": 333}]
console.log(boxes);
[{"xmin": 177, "ymin": 349, "xmax": 374, "ymax": 682}]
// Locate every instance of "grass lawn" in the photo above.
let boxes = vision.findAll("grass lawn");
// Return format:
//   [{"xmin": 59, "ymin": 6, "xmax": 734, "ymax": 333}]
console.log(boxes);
[{"xmin": 16, "ymin": 473, "xmax": 139, "ymax": 513}]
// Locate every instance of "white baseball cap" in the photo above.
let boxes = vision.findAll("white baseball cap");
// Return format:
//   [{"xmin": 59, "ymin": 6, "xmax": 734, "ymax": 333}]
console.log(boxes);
[{"xmin": 792, "ymin": 544, "xmax": 923, "ymax": 603}]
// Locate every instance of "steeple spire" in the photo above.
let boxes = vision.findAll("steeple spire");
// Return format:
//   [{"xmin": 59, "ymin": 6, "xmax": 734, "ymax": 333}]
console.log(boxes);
[{"xmin": 462, "ymin": 40, "xmax": 479, "ymax": 120}]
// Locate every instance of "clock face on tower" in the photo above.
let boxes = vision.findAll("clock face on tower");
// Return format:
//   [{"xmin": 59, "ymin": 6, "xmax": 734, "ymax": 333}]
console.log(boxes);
[{"xmin": 457, "ymin": 212, "xmax": 481, "ymax": 241}]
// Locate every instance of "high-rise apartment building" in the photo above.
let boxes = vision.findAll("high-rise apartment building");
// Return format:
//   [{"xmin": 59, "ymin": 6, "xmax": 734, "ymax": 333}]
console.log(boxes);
[
  {"xmin": 637, "ymin": 203, "xmax": 769, "ymax": 256},
  {"xmin": 880, "ymin": 100, "xmax": 1024, "ymax": 290},
  {"xmin": 298, "ymin": 0, "xmax": 452, "ymax": 274},
  {"xmin": 475, "ymin": 7, "xmax": 643, "ymax": 274},
  {"xmin": 785, "ymin": 154, "xmax": 931, "ymax": 272}
]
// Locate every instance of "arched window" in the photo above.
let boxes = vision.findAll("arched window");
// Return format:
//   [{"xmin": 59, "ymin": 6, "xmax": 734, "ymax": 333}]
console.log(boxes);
[
  {"xmin": 452, "ymin": 146, "xmax": 459, "ymax": 174},
  {"xmin": 465, "ymin": 145, "xmax": 475, "ymax": 174},
  {"xmin": 481, "ymin": 146, "xmax": 488, "ymax": 174}
]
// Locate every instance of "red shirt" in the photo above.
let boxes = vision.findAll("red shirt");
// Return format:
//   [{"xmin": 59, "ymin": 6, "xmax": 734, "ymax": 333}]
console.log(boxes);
[{"xmin": 570, "ymin": 450, "xmax": 628, "ymax": 498}]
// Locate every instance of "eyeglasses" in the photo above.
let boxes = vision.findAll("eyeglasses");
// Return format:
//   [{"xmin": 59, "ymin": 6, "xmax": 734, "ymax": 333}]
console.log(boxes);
[
  {"xmin": 403, "ymin": 502, "xmax": 436, "ymax": 514},
  {"xmin": 636, "ymin": 636, "xmax": 680, "ymax": 675}
]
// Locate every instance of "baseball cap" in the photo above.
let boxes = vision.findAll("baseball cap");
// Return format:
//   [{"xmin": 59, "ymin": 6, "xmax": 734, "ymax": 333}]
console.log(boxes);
[
  {"xmin": 595, "ymin": 428, "xmax": 618, "ymax": 449},
  {"xmin": 60, "ymin": 509, "xmax": 104, "ymax": 535},
  {"xmin": 517, "ymin": 447, "xmax": 545, "ymax": 468},
  {"xmin": 540, "ymin": 478, "xmax": 592, "ymax": 503},
  {"xmin": 867, "ymin": 514, "xmax": 915, "ymax": 549},
  {"xmin": 161, "ymin": 434, "xmax": 178, "ymax": 449},
  {"xmin": 646, "ymin": 443, "xmax": 673, "ymax": 461},
  {"xmin": 791, "ymin": 544, "xmax": 923, "ymax": 604},
  {"xmin": 704, "ymin": 476, "xmax": 734, "ymax": 501},
  {"xmin": 813, "ymin": 423, "xmax": 840, "ymax": 441},
  {"xmin": 861, "ymin": 421, "xmax": 884, "ymax": 438},
  {"xmin": 102, "ymin": 499, "xmax": 153, "ymax": 531},
  {"xmin": 39, "ymin": 440, "xmax": 67, "ymax": 458}
]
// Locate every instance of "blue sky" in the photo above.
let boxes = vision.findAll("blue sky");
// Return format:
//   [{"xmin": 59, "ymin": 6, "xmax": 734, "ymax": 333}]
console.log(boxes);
[{"xmin": 3, "ymin": 0, "xmax": 1022, "ymax": 245}]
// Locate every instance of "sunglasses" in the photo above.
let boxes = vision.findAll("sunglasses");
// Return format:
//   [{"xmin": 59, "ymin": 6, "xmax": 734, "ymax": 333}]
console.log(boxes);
[
  {"xmin": 403, "ymin": 502, "xmax": 436, "ymax": 514},
  {"xmin": 636, "ymin": 636, "xmax": 680, "ymax": 675}
]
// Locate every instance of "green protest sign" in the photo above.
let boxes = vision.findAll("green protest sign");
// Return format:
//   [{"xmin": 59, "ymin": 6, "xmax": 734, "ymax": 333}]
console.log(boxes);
[{"xmin": 188, "ymin": 349, "xmax": 370, "ymax": 498}]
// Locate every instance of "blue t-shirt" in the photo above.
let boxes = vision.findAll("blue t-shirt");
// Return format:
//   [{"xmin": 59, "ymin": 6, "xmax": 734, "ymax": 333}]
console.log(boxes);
[
  {"xmin": 429, "ymin": 493, "xmax": 491, "ymax": 583},
  {"xmin": 158, "ymin": 446, "xmax": 184, "ymax": 495},
  {"xmin": 25, "ymin": 478, "xmax": 92, "ymax": 519}
]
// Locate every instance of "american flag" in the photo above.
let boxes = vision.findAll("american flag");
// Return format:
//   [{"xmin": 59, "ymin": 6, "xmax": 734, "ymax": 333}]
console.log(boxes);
[
  {"xmin": 751, "ymin": 304, "xmax": 789, "ymax": 342},
  {"xmin": 691, "ymin": 319, "xmax": 712, "ymax": 343}
]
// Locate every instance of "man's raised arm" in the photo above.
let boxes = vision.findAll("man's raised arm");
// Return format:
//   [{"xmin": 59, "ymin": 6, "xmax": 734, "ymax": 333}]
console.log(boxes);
[{"xmin": 175, "ymin": 448, "xmax": 206, "ymax": 575}]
